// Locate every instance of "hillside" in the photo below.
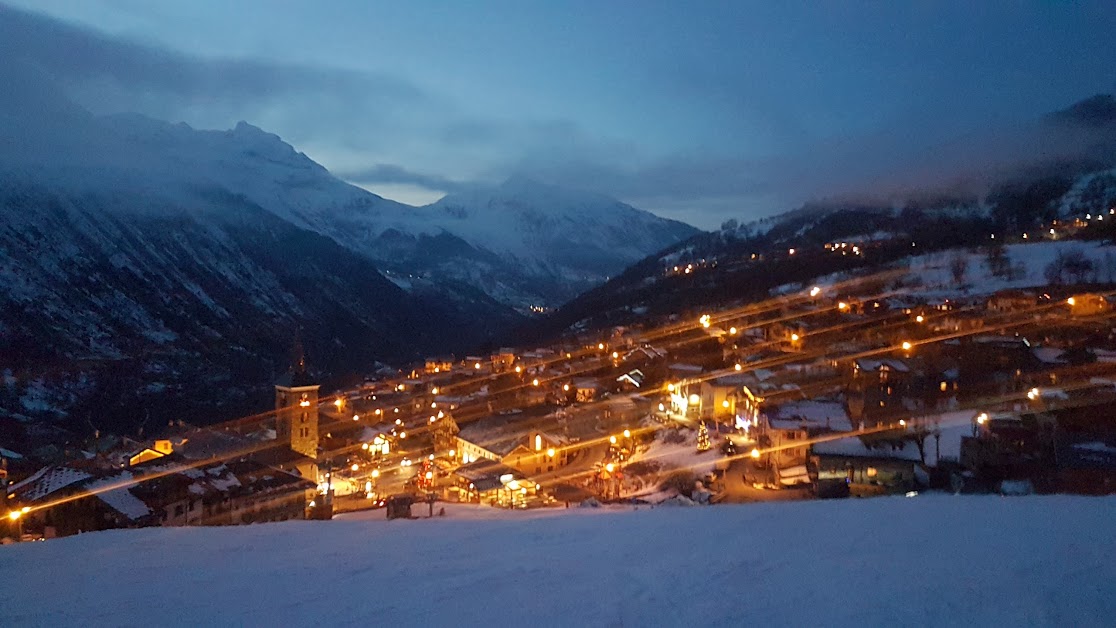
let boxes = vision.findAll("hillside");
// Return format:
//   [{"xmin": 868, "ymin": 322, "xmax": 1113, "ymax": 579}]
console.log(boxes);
[{"xmin": 1, "ymin": 496, "xmax": 1113, "ymax": 626}]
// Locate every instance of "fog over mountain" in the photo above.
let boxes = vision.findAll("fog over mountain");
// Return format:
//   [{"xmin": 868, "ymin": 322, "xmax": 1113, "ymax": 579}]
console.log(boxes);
[{"xmin": 3, "ymin": 2, "xmax": 1114, "ymax": 228}]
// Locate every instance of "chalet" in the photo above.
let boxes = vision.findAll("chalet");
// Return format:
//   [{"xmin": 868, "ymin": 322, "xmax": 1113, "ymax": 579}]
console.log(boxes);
[
  {"xmin": 758, "ymin": 400, "xmax": 852, "ymax": 472},
  {"xmin": 424, "ymin": 356, "xmax": 455, "ymax": 374},
  {"xmin": 987, "ymin": 290, "xmax": 1035, "ymax": 314},
  {"xmin": 6, "ymin": 456, "xmax": 314, "ymax": 538},
  {"xmin": 452, "ymin": 458, "xmax": 539, "ymax": 508},
  {"xmin": 811, "ymin": 435, "xmax": 926, "ymax": 498},
  {"xmin": 616, "ymin": 369, "xmax": 646, "ymax": 390},
  {"xmin": 697, "ymin": 375, "xmax": 749, "ymax": 423},
  {"xmin": 493, "ymin": 348, "xmax": 517, "ymax": 372},
  {"xmin": 454, "ymin": 418, "xmax": 572, "ymax": 476},
  {"xmin": 573, "ymin": 378, "xmax": 602, "ymax": 403},
  {"xmin": 1068, "ymin": 293, "xmax": 1110, "ymax": 317},
  {"xmin": 1054, "ymin": 436, "xmax": 1116, "ymax": 495}
]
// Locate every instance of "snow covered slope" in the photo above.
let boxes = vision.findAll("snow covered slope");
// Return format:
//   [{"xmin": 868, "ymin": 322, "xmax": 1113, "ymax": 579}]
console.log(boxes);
[{"xmin": 2, "ymin": 496, "xmax": 1114, "ymax": 626}]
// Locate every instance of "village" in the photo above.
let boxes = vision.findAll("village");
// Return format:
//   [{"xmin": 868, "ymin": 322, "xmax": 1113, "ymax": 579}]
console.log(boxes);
[{"xmin": 5, "ymin": 238, "xmax": 1116, "ymax": 542}]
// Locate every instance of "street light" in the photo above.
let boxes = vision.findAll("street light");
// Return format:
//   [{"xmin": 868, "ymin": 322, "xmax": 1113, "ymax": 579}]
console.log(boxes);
[
  {"xmin": 750, "ymin": 448, "xmax": 761, "ymax": 459},
  {"xmin": 901, "ymin": 341, "xmax": 912, "ymax": 351},
  {"xmin": 623, "ymin": 429, "xmax": 631, "ymax": 439},
  {"xmin": 609, "ymin": 436, "xmax": 617, "ymax": 445}
]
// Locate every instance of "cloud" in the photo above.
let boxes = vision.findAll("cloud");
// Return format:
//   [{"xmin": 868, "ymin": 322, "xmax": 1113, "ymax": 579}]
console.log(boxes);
[{"xmin": 338, "ymin": 164, "xmax": 469, "ymax": 194}]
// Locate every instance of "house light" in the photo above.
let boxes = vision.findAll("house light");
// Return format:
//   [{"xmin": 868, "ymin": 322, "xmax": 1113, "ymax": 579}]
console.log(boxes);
[
  {"xmin": 475, "ymin": 362, "xmax": 481, "ymax": 369},
  {"xmin": 351, "ymin": 464, "xmax": 359, "ymax": 472},
  {"xmin": 605, "ymin": 463, "xmax": 615, "ymax": 473},
  {"xmin": 431, "ymin": 387, "xmax": 439, "ymax": 395},
  {"xmin": 790, "ymin": 333, "xmax": 800, "ymax": 342},
  {"xmin": 353, "ymin": 414, "xmax": 360, "ymax": 421},
  {"xmin": 809, "ymin": 286, "xmax": 820, "ymax": 297},
  {"xmin": 299, "ymin": 399, "xmax": 311, "ymax": 407},
  {"xmin": 667, "ymin": 383, "xmax": 675, "ymax": 392},
  {"xmin": 658, "ymin": 403, "xmax": 665, "ymax": 412},
  {"xmin": 722, "ymin": 400, "xmax": 730, "ymax": 408},
  {"xmin": 563, "ymin": 384, "xmax": 570, "ymax": 392},
  {"xmin": 915, "ymin": 315, "xmax": 924, "ymax": 323},
  {"xmin": 547, "ymin": 448, "xmax": 556, "ymax": 458},
  {"xmin": 689, "ymin": 394, "xmax": 700, "ymax": 405},
  {"xmin": 334, "ymin": 398, "xmax": 344, "ymax": 409},
  {"xmin": 1067, "ymin": 297, "xmax": 1076, "ymax": 306},
  {"xmin": 536, "ymin": 435, "xmax": 543, "ymax": 451},
  {"xmin": 838, "ymin": 302, "xmax": 849, "ymax": 311},
  {"xmin": 899, "ymin": 420, "xmax": 906, "ymax": 427},
  {"xmin": 788, "ymin": 248, "xmax": 796, "ymax": 255}
]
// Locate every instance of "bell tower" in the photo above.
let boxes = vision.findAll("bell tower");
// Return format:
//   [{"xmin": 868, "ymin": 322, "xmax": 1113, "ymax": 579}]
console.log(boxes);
[{"xmin": 275, "ymin": 346, "xmax": 320, "ymax": 460}]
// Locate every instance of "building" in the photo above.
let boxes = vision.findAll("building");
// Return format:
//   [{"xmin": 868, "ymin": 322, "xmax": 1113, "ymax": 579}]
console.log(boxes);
[
  {"xmin": 987, "ymin": 290, "xmax": 1035, "ymax": 314},
  {"xmin": 452, "ymin": 458, "xmax": 539, "ymax": 508},
  {"xmin": 811, "ymin": 435, "xmax": 926, "ymax": 497},
  {"xmin": 758, "ymin": 400, "xmax": 853, "ymax": 472},
  {"xmin": 454, "ymin": 419, "xmax": 571, "ymax": 477},
  {"xmin": 6, "ymin": 456, "xmax": 315, "ymax": 538},
  {"xmin": 490, "ymin": 349, "xmax": 516, "ymax": 373},
  {"xmin": 275, "ymin": 358, "xmax": 320, "ymax": 462},
  {"xmin": 1068, "ymin": 293, "xmax": 1110, "ymax": 317},
  {"xmin": 424, "ymin": 356, "xmax": 455, "ymax": 374}
]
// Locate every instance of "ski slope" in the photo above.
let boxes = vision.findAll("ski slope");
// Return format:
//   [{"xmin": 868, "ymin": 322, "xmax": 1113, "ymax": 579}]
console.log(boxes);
[{"xmin": 2, "ymin": 496, "xmax": 1114, "ymax": 627}]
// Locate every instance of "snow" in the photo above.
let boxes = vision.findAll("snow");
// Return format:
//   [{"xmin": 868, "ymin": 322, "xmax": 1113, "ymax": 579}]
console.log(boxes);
[
  {"xmin": 811, "ymin": 240, "xmax": 1116, "ymax": 300},
  {"xmin": 8, "ymin": 466, "xmax": 92, "ymax": 501},
  {"xmin": 767, "ymin": 399, "xmax": 853, "ymax": 432},
  {"xmin": 2, "ymin": 496, "xmax": 1115, "ymax": 626},
  {"xmin": 85, "ymin": 472, "xmax": 153, "ymax": 521}
]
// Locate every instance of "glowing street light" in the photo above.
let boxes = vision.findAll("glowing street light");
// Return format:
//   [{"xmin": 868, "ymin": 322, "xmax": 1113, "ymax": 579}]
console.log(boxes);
[
  {"xmin": 729, "ymin": 327, "xmax": 738, "ymax": 335},
  {"xmin": 532, "ymin": 378, "xmax": 539, "ymax": 386},
  {"xmin": 838, "ymin": 302, "xmax": 849, "ymax": 311},
  {"xmin": 734, "ymin": 363, "xmax": 742, "ymax": 371},
  {"xmin": 605, "ymin": 463, "xmax": 615, "ymax": 473},
  {"xmin": 809, "ymin": 286, "xmax": 820, "ymax": 297},
  {"xmin": 351, "ymin": 463, "xmax": 359, "ymax": 472},
  {"xmin": 334, "ymin": 398, "xmax": 344, "ymax": 410},
  {"xmin": 915, "ymin": 315, "xmax": 924, "ymax": 323},
  {"xmin": 1067, "ymin": 297, "xmax": 1076, "ymax": 306},
  {"xmin": 611, "ymin": 351, "xmax": 619, "ymax": 359},
  {"xmin": 598, "ymin": 343, "xmax": 605, "ymax": 350},
  {"xmin": 790, "ymin": 333, "xmax": 800, "ymax": 342},
  {"xmin": 750, "ymin": 448, "xmax": 761, "ymax": 459},
  {"xmin": 623, "ymin": 429, "xmax": 631, "ymax": 439},
  {"xmin": 547, "ymin": 448, "xmax": 556, "ymax": 458},
  {"xmin": 901, "ymin": 341, "xmax": 912, "ymax": 351},
  {"xmin": 609, "ymin": 436, "xmax": 618, "ymax": 445}
]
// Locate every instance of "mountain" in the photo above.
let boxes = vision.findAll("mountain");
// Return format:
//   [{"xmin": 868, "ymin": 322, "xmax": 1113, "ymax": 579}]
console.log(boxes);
[
  {"xmin": 528, "ymin": 94, "xmax": 1116, "ymax": 339},
  {"xmin": 0, "ymin": 73, "xmax": 696, "ymax": 433}
]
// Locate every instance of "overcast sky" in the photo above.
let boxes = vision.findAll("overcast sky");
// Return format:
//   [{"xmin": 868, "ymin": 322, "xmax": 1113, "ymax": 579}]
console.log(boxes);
[{"xmin": 3, "ymin": 1, "xmax": 1115, "ymax": 229}]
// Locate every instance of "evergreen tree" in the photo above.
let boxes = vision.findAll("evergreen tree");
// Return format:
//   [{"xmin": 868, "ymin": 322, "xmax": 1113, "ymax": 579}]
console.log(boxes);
[{"xmin": 696, "ymin": 421, "xmax": 711, "ymax": 452}]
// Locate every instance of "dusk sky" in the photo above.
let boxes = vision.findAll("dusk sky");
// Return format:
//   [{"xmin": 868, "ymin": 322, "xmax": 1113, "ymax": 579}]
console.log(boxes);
[{"xmin": 3, "ymin": 1, "xmax": 1116, "ymax": 228}]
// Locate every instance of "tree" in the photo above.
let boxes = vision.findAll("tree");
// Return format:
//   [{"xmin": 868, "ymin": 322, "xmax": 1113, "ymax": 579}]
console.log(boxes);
[
  {"xmin": 696, "ymin": 421, "xmax": 711, "ymax": 452},
  {"xmin": 1045, "ymin": 249, "xmax": 1096, "ymax": 285},
  {"xmin": 984, "ymin": 245, "xmax": 1011, "ymax": 279},
  {"xmin": 949, "ymin": 254, "xmax": 968, "ymax": 286}
]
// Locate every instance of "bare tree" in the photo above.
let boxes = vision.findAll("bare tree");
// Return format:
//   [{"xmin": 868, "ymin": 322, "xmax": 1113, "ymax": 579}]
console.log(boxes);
[{"xmin": 949, "ymin": 254, "xmax": 968, "ymax": 286}]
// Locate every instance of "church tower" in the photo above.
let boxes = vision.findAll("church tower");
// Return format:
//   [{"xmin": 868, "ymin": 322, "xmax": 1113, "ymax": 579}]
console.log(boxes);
[{"xmin": 275, "ymin": 347, "xmax": 320, "ymax": 460}]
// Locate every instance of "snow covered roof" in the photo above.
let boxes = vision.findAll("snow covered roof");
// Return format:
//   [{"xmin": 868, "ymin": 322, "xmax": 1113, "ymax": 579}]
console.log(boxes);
[
  {"xmin": 9, "ymin": 465, "xmax": 93, "ymax": 501},
  {"xmin": 85, "ymin": 472, "xmax": 152, "ymax": 521},
  {"xmin": 766, "ymin": 400, "xmax": 853, "ymax": 432},
  {"xmin": 855, "ymin": 358, "xmax": 910, "ymax": 373},
  {"xmin": 812, "ymin": 436, "xmax": 925, "ymax": 462}
]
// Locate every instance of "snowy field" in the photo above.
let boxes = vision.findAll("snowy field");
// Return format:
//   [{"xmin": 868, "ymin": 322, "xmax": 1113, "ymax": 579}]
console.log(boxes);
[{"xmin": 2, "ymin": 496, "xmax": 1115, "ymax": 627}]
